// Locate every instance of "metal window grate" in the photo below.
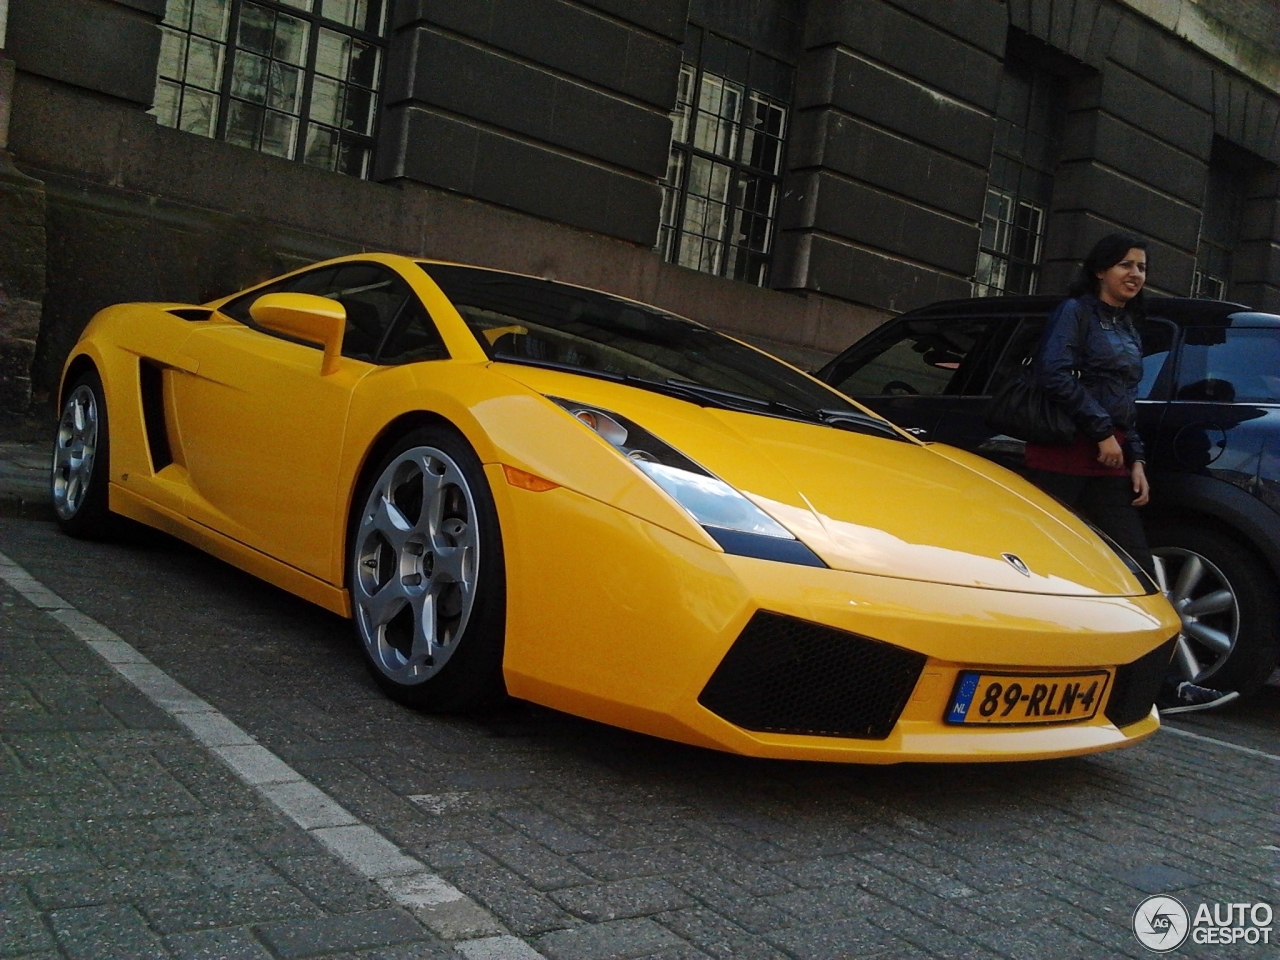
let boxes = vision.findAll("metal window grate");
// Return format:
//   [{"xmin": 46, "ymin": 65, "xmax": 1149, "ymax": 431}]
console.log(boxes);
[
  {"xmin": 151, "ymin": 0, "xmax": 386, "ymax": 178},
  {"xmin": 657, "ymin": 27, "xmax": 793, "ymax": 287}
]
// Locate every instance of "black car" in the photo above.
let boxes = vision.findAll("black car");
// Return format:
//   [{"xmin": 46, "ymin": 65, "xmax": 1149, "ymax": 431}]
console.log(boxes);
[{"xmin": 816, "ymin": 296, "xmax": 1280, "ymax": 698}]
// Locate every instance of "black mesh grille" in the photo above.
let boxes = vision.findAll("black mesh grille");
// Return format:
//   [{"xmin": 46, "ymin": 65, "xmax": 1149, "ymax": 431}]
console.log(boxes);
[
  {"xmin": 698, "ymin": 611, "xmax": 926, "ymax": 739},
  {"xmin": 1106, "ymin": 636, "xmax": 1178, "ymax": 728}
]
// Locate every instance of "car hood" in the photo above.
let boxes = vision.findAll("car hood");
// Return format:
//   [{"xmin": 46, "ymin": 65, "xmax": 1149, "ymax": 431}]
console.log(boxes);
[{"xmin": 495, "ymin": 365, "xmax": 1148, "ymax": 597}]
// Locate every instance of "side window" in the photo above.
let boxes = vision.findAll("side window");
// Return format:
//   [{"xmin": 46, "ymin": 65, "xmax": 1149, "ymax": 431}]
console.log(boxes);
[
  {"xmin": 218, "ymin": 263, "xmax": 427, "ymax": 363},
  {"xmin": 984, "ymin": 316, "xmax": 1177, "ymax": 401},
  {"xmin": 376, "ymin": 297, "xmax": 449, "ymax": 365},
  {"xmin": 984, "ymin": 315, "xmax": 1045, "ymax": 394},
  {"xmin": 323, "ymin": 264, "xmax": 413, "ymax": 362},
  {"xmin": 828, "ymin": 317, "xmax": 1000, "ymax": 397},
  {"xmin": 1136, "ymin": 318, "xmax": 1176, "ymax": 400},
  {"xmin": 1176, "ymin": 327, "xmax": 1280, "ymax": 403}
]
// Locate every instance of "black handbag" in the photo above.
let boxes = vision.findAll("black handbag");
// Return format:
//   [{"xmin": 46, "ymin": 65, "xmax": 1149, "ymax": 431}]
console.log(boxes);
[
  {"xmin": 985, "ymin": 304, "xmax": 1092, "ymax": 445},
  {"xmin": 984, "ymin": 363, "xmax": 1077, "ymax": 445}
]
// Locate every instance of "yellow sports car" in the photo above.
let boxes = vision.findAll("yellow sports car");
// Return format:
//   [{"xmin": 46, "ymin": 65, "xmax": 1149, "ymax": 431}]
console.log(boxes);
[{"xmin": 52, "ymin": 253, "xmax": 1180, "ymax": 762}]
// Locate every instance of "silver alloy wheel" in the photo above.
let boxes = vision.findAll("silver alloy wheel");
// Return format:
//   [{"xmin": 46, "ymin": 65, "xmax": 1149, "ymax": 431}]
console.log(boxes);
[
  {"xmin": 1153, "ymin": 546, "xmax": 1239, "ymax": 684},
  {"xmin": 352, "ymin": 445, "xmax": 480, "ymax": 686},
  {"xmin": 52, "ymin": 384, "xmax": 99, "ymax": 521}
]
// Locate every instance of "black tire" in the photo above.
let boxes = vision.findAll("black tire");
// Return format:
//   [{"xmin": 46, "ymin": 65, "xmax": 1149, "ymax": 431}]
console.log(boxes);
[
  {"xmin": 347, "ymin": 425, "xmax": 506, "ymax": 712},
  {"xmin": 1148, "ymin": 522, "xmax": 1280, "ymax": 696},
  {"xmin": 51, "ymin": 369, "xmax": 117, "ymax": 540}
]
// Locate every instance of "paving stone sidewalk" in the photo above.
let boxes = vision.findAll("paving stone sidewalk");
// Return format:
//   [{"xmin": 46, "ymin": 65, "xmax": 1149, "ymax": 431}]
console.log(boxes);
[{"xmin": 0, "ymin": 576, "xmax": 459, "ymax": 960}]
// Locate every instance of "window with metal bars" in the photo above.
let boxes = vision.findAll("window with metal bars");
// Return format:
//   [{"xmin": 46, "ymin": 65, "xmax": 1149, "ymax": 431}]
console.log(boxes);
[
  {"xmin": 656, "ymin": 27, "xmax": 793, "ymax": 287},
  {"xmin": 973, "ymin": 57, "xmax": 1064, "ymax": 297},
  {"xmin": 151, "ymin": 0, "xmax": 387, "ymax": 178}
]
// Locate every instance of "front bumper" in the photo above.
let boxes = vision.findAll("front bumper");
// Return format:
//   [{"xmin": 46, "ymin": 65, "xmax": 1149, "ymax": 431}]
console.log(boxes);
[{"xmin": 496, "ymin": 479, "xmax": 1180, "ymax": 763}]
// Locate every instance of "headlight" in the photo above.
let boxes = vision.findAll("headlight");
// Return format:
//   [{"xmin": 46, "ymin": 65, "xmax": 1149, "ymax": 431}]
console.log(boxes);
[{"xmin": 551, "ymin": 398, "xmax": 825, "ymax": 567}]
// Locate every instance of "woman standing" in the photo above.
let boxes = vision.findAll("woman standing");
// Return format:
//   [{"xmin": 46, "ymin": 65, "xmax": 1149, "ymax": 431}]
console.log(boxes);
[
  {"xmin": 1026, "ymin": 233, "xmax": 1232, "ymax": 712},
  {"xmin": 1025, "ymin": 232, "xmax": 1153, "ymax": 575}
]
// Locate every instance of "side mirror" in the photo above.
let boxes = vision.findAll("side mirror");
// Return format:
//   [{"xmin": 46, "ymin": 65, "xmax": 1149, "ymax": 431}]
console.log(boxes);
[{"xmin": 249, "ymin": 293, "xmax": 345, "ymax": 375}]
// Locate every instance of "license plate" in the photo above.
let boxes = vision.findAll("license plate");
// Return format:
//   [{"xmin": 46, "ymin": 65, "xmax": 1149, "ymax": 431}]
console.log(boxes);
[{"xmin": 945, "ymin": 671, "xmax": 1111, "ymax": 725}]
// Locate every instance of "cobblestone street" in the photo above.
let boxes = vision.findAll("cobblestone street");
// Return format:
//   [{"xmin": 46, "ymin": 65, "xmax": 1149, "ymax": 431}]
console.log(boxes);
[{"xmin": 1, "ymin": 514, "xmax": 1277, "ymax": 959}]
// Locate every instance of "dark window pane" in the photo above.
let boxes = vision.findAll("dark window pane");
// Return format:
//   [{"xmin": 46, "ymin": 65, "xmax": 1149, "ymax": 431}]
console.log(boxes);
[
  {"xmin": 304, "ymin": 123, "xmax": 339, "ymax": 168},
  {"xmin": 237, "ymin": 3, "xmax": 274, "ymax": 55},
  {"xmin": 1176, "ymin": 327, "xmax": 1280, "ymax": 403},
  {"xmin": 378, "ymin": 298, "xmax": 448, "ymax": 364},
  {"xmin": 226, "ymin": 100, "xmax": 264, "ymax": 147},
  {"xmin": 337, "ymin": 139, "xmax": 369, "ymax": 177},
  {"xmin": 342, "ymin": 85, "xmax": 374, "ymax": 133},
  {"xmin": 833, "ymin": 318, "xmax": 998, "ymax": 398}
]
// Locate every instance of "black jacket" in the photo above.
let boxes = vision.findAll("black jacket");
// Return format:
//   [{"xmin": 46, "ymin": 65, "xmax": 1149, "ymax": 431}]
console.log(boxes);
[{"xmin": 1034, "ymin": 294, "xmax": 1146, "ymax": 462}]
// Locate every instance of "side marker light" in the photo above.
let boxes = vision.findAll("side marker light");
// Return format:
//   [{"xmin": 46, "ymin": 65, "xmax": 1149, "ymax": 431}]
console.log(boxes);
[{"xmin": 502, "ymin": 464, "xmax": 559, "ymax": 492}]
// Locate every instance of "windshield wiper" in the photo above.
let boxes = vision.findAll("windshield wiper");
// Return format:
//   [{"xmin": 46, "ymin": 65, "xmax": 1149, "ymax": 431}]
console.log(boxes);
[
  {"xmin": 814, "ymin": 408, "xmax": 908, "ymax": 441},
  {"xmin": 491, "ymin": 354, "xmax": 627, "ymax": 381},
  {"xmin": 657, "ymin": 378, "xmax": 775, "ymax": 411}
]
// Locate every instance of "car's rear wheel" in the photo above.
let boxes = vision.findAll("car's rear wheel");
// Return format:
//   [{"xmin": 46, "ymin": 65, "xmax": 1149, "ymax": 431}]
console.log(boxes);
[
  {"xmin": 348, "ymin": 426, "xmax": 506, "ymax": 711},
  {"xmin": 1149, "ymin": 523, "xmax": 1280, "ymax": 696},
  {"xmin": 51, "ymin": 369, "xmax": 116, "ymax": 539}
]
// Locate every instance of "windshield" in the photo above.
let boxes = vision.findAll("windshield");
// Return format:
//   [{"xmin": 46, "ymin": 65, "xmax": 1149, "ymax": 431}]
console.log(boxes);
[{"xmin": 421, "ymin": 264, "xmax": 860, "ymax": 416}]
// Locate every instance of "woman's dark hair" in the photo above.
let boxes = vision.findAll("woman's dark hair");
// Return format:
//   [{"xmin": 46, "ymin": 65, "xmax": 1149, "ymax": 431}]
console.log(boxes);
[{"xmin": 1068, "ymin": 233, "xmax": 1149, "ymax": 314}]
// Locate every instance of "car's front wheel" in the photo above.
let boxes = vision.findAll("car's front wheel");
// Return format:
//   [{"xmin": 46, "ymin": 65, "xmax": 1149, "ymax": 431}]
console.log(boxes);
[
  {"xmin": 347, "ymin": 426, "xmax": 506, "ymax": 711},
  {"xmin": 51, "ymin": 369, "xmax": 116, "ymax": 539},
  {"xmin": 1149, "ymin": 522, "xmax": 1280, "ymax": 697}
]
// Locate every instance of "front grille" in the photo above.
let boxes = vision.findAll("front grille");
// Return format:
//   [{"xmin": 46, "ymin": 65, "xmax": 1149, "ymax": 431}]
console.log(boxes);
[
  {"xmin": 1105, "ymin": 636, "xmax": 1178, "ymax": 728},
  {"xmin": 698, "ymin": 611, "xmax": 926, "ymax": 739}
]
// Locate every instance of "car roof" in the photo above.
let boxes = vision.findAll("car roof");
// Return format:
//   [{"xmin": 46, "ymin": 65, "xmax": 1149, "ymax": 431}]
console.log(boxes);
[{"xmin": 897, "ymin": 295, "xmax": 1280, "ymax": 327}]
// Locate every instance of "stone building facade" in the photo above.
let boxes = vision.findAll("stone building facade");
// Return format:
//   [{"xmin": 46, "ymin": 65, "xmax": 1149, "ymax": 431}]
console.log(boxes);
[{"xmin": 0, "ymin": 0, "xmax": 1277, "ymax": 412}]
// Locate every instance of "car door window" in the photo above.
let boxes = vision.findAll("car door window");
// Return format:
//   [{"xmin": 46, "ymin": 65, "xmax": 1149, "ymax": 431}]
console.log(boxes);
[
  {"xmin": 1176, "ymin": 327, "xmax": 1280, "ymax": 403},
  {"xmin": 983, "ymin": 315, "xmax": 1176, "ymax": 401},
  {"xmin": 218, "ymin": 263, "xmax": 421, "ymax": 362},
  {"xmin": 376, "ymin": 297, "xmax": 449, "ymax": 364},
  {"xmin": 1136, "ymin": 318, "xmax": 1176, "ymax": 399},
  {"xmin": 983, "ymin": 316, "xmax": 1044, "ymax": 395},
  {"xmin": 827, "ymin": 317, "xmax": 1000, "ymax": 397}
]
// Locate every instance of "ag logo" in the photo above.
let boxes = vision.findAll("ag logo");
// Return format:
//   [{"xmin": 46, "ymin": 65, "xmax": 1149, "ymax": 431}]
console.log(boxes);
[{"xmin": 1133, "ymin": 895, "xmax": 1190, "ymax": 952}]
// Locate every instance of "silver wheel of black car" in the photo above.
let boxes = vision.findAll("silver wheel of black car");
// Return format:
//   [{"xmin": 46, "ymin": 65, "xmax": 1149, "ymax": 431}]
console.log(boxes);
[
  {"xmin": 1151, "ymin": 523, "xmax": 1280, "ymax": 696},
  {"xmin": 349, "ymin": 427, "xmax": 505, "ymax": 711},
  {"xmin": 51, "ymin": 370, "xmax": 117, "ymax": 539}
]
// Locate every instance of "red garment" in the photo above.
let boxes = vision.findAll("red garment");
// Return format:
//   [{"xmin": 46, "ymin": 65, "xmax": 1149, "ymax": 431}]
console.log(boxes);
[{"xmin": 1024, "ymin": 430, "xmax": 1129, "ymax": 477}]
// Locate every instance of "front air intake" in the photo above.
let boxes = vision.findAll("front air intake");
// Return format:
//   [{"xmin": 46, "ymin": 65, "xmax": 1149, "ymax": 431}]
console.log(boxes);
[
  {"xmin": 698, "ymin": 611, "xmax": 926, "ymax": 739},
  {"xmin": 1105, "ymin": 636, "xmax": 1178, "ymax": 728}
]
